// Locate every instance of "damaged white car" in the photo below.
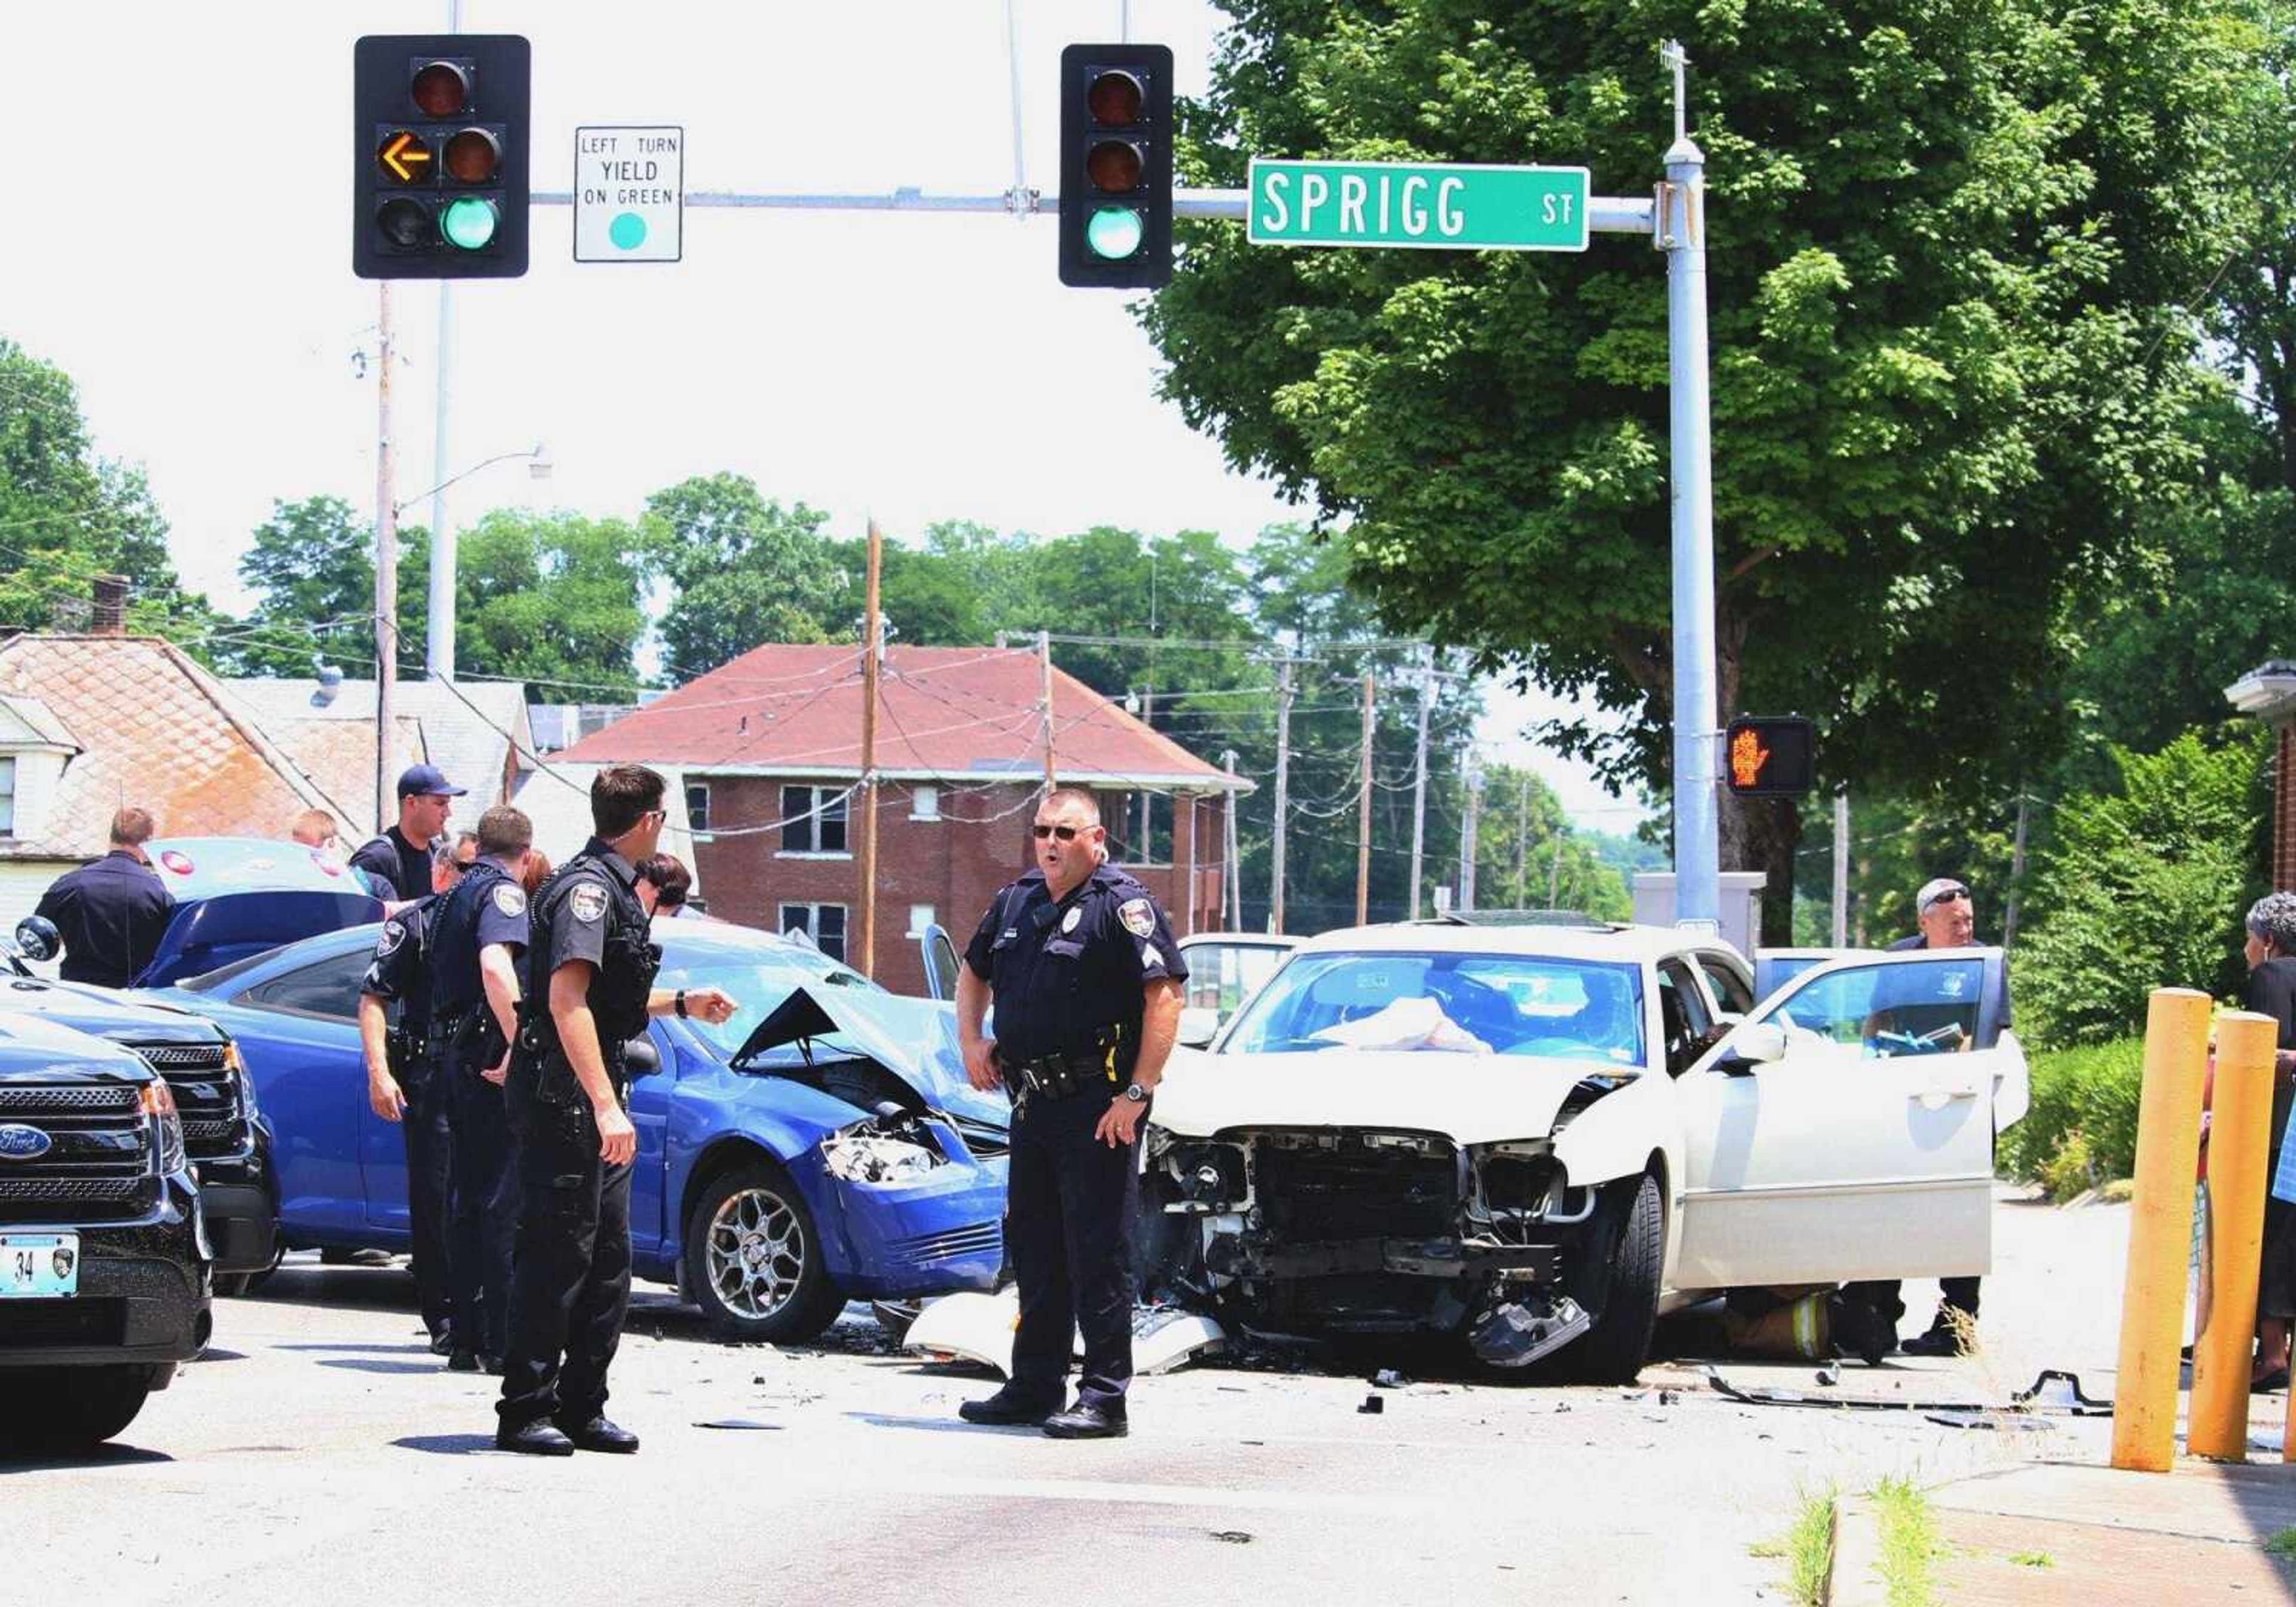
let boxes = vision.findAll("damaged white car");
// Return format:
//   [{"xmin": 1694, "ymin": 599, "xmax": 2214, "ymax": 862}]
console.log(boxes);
[{"xmin": 1143, "ymin": 922, "xmax": 2022, "ymax": 1381}]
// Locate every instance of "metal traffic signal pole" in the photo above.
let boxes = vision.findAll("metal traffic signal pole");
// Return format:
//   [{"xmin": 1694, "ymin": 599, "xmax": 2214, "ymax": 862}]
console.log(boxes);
[{"xmin": 374, "ymin": 282, "xmax": 399, "ymax": 838}]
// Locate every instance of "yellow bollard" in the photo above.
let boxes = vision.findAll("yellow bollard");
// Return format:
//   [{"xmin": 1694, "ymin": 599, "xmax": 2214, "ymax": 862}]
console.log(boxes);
[
  {"xmin": 2111, "ymin": 987, "xmax": 2212, "ymax": 1472},
  {"xmin": 2190, "ymin": 1012, "xmax": 2276, "ymax": 1460}
]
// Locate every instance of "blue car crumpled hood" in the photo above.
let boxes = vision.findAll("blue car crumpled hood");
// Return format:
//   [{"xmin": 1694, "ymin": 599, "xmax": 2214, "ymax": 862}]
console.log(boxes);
[{"xmin": 731, "ymin": 986, "xmax": 1010, "ymax": 1130}]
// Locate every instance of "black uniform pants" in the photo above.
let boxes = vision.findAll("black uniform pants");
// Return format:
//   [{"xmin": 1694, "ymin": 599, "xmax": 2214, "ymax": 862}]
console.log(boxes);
[
  {"xmin": 497, "ymin": 1093, "xmax": 633, "ymax": 1429},
  {"xmin": 1849, "ymin": 1276, "xmax": 1981, "ymax": 1332},
  {"xmin": 395, "ymin": 1055, "xmax": 455, "ymax": 1342},
  {"xmin": 445, "ymin": 1064, "xmax": 517, "ymax": 1358},
  {"xmin": 1006, "ymin": 1087, "xmax": 1138, "ymax": 1412}
]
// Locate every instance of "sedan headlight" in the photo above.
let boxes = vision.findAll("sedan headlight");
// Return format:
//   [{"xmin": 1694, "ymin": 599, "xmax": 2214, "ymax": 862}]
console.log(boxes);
[{"xmin": 820, "ymin": 1120, "xmax": 947, "ymax": 1186}]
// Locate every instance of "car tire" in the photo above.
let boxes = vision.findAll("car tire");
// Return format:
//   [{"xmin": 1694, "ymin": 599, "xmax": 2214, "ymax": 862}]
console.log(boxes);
[
  {"xmin": 684, "ymin": 1160, "xmax": 844, "ymax": 1344},
  {"xmin": 1559, "ymin": 1171, "xmax": 1664, "ymax": 1385},
  {"xmin": 2, "ymin": 1365, "xmax": 153, "ymax": 1453}
]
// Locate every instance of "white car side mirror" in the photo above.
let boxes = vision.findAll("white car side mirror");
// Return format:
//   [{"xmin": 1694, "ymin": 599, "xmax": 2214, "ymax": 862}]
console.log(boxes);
[
  {"xmin": 1176, "ymin": 1007, "xmax": 1220, "ymax": 1050},
  {"xmin": 1718, "ymin": 1021, "xmax": 1787, "ymax": 1073}
]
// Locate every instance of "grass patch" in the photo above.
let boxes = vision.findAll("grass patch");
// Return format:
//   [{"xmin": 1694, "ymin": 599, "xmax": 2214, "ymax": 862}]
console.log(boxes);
[
  {"xmin": 2010, "ymin": 1550, "xmax": 2053, "ymax": 1568},
  {"xmin": 1871, "ymin": 1474, "xmax": 1941, "ymax": 1607},
  {"xmin": 1754, "ymin": 1483, "xmax": 1836, "ymax": 1606},
  {"xmin": 2266, "ymin": 1527, "xmax": 2296, "ymax": 1559}
]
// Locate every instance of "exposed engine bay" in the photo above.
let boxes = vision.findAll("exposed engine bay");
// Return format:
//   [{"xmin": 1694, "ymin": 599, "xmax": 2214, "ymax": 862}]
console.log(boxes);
[{"xmin": 1139, "ymin": 1124, "xmax": 1610, "ymax": 1367}]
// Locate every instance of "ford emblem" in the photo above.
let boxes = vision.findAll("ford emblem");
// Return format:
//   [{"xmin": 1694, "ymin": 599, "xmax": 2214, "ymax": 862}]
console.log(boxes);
[{"xmin": 0, "ymin": 1123, "xmax": 53, "ymax": 1161}]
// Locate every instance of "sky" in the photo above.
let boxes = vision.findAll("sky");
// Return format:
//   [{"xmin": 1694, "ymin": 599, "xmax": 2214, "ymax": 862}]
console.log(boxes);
[{"xmin": 0, "ymin": 1, "xmax": 1648, "ymax": 831}]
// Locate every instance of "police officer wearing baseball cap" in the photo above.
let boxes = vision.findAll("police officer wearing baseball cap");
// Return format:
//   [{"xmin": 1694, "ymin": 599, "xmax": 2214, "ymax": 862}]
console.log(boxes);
[
  {"xmin": 355, "ymin": 835, "xmax": 477, "ymax": 1354},
  {"xmin": 955, "ymin": 787, "xmax": 1187, "ymax": 1439},
  {"xmin": 352, "ymin": 764, "xmax": 467, "ymax": 906},
  {"xmin": 493, "ymin": 765, "xmax": 737, "ymax": 1455},
  {"xmin": 430, "ymin": 805, "xmax": 536, "ymax": 1371}
]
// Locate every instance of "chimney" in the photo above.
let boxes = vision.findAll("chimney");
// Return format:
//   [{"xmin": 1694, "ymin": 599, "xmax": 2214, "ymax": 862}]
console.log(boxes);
[{"xmin": 91, "ymin": 575, "xmax": 129, "ymax": 636}]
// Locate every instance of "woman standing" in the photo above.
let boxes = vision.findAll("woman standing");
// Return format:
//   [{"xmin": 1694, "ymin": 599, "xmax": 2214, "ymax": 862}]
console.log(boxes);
[{"xmin": 2242, "ymin": 892, "xmax": 2296, "ymax": 1389}]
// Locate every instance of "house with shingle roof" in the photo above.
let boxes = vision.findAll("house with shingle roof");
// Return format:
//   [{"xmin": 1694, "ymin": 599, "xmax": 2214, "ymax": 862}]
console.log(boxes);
[{"xmin": 555, "ymin": 642, "xmax": 1250, "ymax": 995}]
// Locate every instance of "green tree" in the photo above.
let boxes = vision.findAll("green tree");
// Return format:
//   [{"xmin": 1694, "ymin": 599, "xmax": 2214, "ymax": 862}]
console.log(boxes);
[
  {"xmin": 646, "ymin": 474, "xmax": 845, "ymax": 673},
  {"xmin": 231, "ymin": 494, "xmax": 429, "ymax": 677},
  {"xmin": 1471, "ymin": 763, "xmax": 1632, "ymax": 919},
  {"xmin": 1144, "ymin": 1, "xmax": 2273, "ymax": 940},
  {"xmin": 827, "ymin": 537, "xmax": 988, "ymax": 646},
  {"xmin": 454, "ymin": 509, "xmax": 650, "ymax": 701}
]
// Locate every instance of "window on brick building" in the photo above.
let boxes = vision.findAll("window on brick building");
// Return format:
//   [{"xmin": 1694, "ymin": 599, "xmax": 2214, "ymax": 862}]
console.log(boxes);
[
  {"xmin": 909, "ymin": 783, "xmax": 939, "ymax": 821},
  {"xmin": 685, "ymin": 781, "xmax": 710, "ymax": 833},
  {"xmin": 780, "ymin": 785, "xmax": 849, "ymax": 854},
  {"xmin": 779, "ymin": 902, "xmax": 847, "ymax": 961},
  {"xmin": 906, "ymin": 903, "xmax": 935, "ymax": 937}
]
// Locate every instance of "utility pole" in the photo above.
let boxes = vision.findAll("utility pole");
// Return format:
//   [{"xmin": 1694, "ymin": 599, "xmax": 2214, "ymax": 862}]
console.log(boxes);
[
  {"xmin": 1355, "ymin": 670, "xmax": 1375, "ymax": 925},
  {"xmin": 1271, "ymin": 653, "xmax": 1294, "ymax": 934},
  {"xmin": 374, "ymin": 282, "xmax": 398, "ymax": 836},
  {"xmin": 855, "ymin": 520, "xmax": 883, "ymax": 978},
  {"xmin": 1548, "ymin": 826, "xmax": 1565, "ymax": 909},
  {"xmin": 1513, "ymin": 774, "xmax": 1530, "ymax": 907},
  {"xmin": 1037, "ymin": 628, "xmax": 1056, "ymax": 796},
  {"xmin": 1830, "ymin": 789, "xmax": 1850, "ymax": 948},
  {"xmin": 1409, "ymin": 642, "xmax": 1434, "ymax": 918},
  {"xmin": 1137, "ymin": 685, "xmax": 1153, "ymax": 857},
  {"xmin": 1459, "ymin": 757, "xmax": 1483, "ymax": 913},
  {"xmin": 2003, "ymin": 789, "xmax": 2031, "ymax": 952},
  {"xmin": 426, "ymin": 0, "xmax": 465, "ymax": 681},
  {"xmin": 1222, "ymin": 748, "xmax": 1240, "ymax": 930}
]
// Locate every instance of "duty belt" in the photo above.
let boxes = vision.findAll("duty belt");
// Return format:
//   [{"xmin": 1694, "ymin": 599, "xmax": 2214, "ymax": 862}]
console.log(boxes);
[{"xmin": 1005, "ymin": 1044, "xmax": 1119, "ymax": 1102}]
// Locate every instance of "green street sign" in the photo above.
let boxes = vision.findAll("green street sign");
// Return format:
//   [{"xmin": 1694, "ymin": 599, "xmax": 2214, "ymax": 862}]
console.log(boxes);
[{"xmin": 1247, "ymin": 158, "xmax": 1590, "ymax": 252}]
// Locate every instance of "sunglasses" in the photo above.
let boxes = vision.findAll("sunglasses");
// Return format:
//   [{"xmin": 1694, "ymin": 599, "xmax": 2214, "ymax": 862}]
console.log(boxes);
[{"xmin": 1031, "ymin": 823, "xmax": 1085, "ymax": 841}]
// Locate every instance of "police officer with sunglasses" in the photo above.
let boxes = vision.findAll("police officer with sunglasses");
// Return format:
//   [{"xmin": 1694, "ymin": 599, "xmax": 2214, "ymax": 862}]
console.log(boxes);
[{"xmin": 955, "ymin": 787, "xmax": 1187, "ymax": 1439}]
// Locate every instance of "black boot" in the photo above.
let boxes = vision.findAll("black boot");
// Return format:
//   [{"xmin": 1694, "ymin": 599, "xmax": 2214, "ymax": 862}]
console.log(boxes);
[
  {"xmin": 1042, "ymin": 1400, "xmax": 1128, "ymax": 1439},
  {"xmin": 958, "ymin": 1386, "xmax": 1059, "ymax": 1426},
  {"xmin": 554, "ymin": 1414, "xmax": 639, "ymax": 1453},
  {"xmin": 494, "ymin": 1419, "xmax": 575, "ymax": 1456}
]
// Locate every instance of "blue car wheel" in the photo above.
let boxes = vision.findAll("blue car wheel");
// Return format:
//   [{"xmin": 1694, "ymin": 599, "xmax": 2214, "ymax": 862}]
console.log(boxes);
[{"xmin": 684, "ymin": 1161, "xmax": 843, "ymax": 1344}]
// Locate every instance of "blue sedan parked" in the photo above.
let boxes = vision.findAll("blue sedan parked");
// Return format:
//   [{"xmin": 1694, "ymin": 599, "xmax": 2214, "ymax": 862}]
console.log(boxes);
[{"xmin": 149, "ymin": 921, "xmax": 1009, "ymax": 1342}]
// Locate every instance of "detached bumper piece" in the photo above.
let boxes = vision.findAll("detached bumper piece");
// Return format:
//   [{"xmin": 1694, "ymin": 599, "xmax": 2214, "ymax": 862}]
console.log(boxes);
[
  {"xmin": 1468, "ymin": 1294, "xmax": 1591, "ymax": 1368},
  {"xmin": 1207, "ymin": 1235, "xmax": 1561, "ymax": 1282}
]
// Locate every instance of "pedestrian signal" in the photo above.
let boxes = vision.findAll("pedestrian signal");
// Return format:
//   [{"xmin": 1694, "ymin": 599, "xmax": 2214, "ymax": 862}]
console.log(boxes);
[
  {"xmin": 354, "ymin": 35, "xmax": 530, "ymax": 279},
  {"xmin": 1058, "ymin": 44, "xmax": 1174, "ymax": 289},
  {"xmin": 1724, "ymin": 717, "xmax": 1816, "ymax": 799}
]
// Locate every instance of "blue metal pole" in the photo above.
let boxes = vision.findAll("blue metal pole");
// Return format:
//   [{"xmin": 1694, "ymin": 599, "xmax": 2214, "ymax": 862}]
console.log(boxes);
[{"xmin": 1662, "ymin": 65, "xmax": 1720, "ymax": 932}]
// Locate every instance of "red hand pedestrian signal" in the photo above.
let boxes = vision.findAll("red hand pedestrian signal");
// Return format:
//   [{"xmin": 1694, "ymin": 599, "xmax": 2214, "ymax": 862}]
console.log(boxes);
[{"xmin": 1724, "ymin": 717, "xmax": 1816, "ymax": 798}]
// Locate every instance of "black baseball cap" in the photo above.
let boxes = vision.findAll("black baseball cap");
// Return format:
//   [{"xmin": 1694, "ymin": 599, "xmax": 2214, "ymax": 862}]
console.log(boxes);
[{"xmin": 396, "ymin": 763, "xmax": 467, "ymax": 800}]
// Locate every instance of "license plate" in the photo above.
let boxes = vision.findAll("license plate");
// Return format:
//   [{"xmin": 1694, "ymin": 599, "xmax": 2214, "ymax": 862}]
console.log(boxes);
[{"xmin": 0, "ymin": 1233, "xmax": 78, "ymax": 1297}]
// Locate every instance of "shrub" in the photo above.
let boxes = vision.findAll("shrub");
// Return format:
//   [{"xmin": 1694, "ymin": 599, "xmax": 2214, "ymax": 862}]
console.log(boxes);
[{"xmin": 1998, "ymin": 1038, "xmax": 2145, "ymax": 1186}]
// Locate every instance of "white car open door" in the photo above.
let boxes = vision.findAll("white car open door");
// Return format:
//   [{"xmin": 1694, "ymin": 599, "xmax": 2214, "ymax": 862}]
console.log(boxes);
[{"xmin": 1670, "ymin": 948, "xmax": 2012, "ymax": 1291}]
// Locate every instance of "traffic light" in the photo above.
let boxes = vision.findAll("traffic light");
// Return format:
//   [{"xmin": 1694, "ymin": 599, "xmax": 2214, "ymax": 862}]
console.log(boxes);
[
  {"xmin": 353, "ymin": 35, "xmax": 530, "ymax": 279},
  {"xmin": 1058, "ymin": 43, "xmax": 1174, "ymax": 289},
  {"xmin": 1724, "ymin": 717, "xmax": 1818, "ymax": 799}
]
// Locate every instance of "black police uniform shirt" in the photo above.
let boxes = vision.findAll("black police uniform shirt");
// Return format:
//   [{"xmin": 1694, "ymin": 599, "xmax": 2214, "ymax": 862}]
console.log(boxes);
[
  {"xmin": 2245, "ymin": 956, "xmax": 2296, "ymax": 1157},
  {"xmin": 529, "ymin": 842, "xmax": 654, "ymax": 1099},
  {"xmin": 33, "ymin": 849, "xmax": 174, "ymax": 988},
  {"xmin": 351, "ymin": 826, "xmax": 437, "ymax": 903},
  {"xmin": 963, "ymin": 864, "xmax": 1189, "ymax": 1071},
  {"xmin": 1888, "ymin": 930, "xmax": 2014, "ymax": 1028},
  {"xmin": 429, "ymin": 857, "xmax": 530, "ymax": 1020},
  {"xmin": 361, "ymin": 894, "xmax": 442, "ymax": 1033}
]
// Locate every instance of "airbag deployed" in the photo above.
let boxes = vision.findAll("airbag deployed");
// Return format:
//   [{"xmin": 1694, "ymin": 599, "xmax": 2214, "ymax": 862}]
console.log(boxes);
[{"xmin": 1311, "ymin": 997, "xmax": 1491, "ymax": 1055}]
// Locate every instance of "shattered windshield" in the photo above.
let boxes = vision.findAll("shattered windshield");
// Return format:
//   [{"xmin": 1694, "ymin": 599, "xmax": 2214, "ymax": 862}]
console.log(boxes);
[
  {"xmin": 655, "ymin": 954, "xmax": 882, "ymax": 1062},
  {"xmin": 1221, "ymin": 950, "xmax": 1645, "ymax": 1064}
]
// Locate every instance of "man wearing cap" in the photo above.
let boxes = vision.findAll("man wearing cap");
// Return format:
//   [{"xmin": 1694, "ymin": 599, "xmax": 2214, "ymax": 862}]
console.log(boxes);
[
  {"xmin": 352, "ymin": 765, "xmax": 466, "ymax": 908},
  {"xmin": 1855, "ymin": 875, "xmax": 2005, "ymax": 1355}
]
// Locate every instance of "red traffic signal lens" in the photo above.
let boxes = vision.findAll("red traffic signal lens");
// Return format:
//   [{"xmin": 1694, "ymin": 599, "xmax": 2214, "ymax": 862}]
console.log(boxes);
[
  {"xmin": 443, "ymin": 127, "xmax": 500, "ymax": 184},
  {"xmin": 376, "ymin": 197, "xmax": 433, "ymax": 249},
  {"xmin": 410, "ymin": 60, "xmax": 469, "ymax": 117},
  {"xmin": 1086, "ymin": 69, "xmax": 1144, "ymax": 126},
  {"xmin": 1085, "ymin": 139, "xmax": 1143, "ymax": 193}
]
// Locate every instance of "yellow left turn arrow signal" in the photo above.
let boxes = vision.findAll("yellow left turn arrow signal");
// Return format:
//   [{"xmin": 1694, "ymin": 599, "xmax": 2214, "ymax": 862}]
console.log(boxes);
[{"xmin": 379, "ymin": 132, "xmax": 433, "ymax": 184}]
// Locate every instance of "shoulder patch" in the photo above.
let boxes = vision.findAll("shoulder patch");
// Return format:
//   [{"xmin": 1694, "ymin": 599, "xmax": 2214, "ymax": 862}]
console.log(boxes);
[
  {"xmin": 491, "ymin": 883, "xmax": 529, "ymax": 918},
  {"xmin": 375, "ymin": 919, "xmax": 406, "ymax": 957},
  {"xmin": 569, "ymin": 882, "xmax": 610, "ymax": 924},
  {"xmin": 1118, "ymin": 897, "xmax": 1156, "ymax": 938}
]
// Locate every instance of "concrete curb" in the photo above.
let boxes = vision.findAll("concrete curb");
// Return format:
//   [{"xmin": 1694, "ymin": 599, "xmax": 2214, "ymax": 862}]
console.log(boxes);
[{"xmin": 1825, "ymin": 1495, "xmax": 1884, "ymax": 1607}]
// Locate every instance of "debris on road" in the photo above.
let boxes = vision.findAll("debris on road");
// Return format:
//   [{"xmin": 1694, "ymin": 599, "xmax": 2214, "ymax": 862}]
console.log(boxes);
[
  {"xmin": 1358, "ymin": 1395, "xmax": 1384, "ymax": 1414},
  {"xmin": 1372, "ymin": 1368, "xmax": 1410, "ymax": 1388}
]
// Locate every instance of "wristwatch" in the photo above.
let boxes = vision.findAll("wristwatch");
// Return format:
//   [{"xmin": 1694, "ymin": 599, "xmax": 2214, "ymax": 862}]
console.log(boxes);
[
  {"xmin": 1122, "ymin": 1081, "xmax": 1150, "ymax": 1104},
  {"xmin": 674, "ymin": 989, "xmax": 688, "ymax": 1018}
]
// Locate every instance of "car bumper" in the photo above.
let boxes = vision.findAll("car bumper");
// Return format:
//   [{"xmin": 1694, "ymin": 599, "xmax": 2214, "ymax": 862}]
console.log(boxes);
[
  {"xmin": 799, "ymin": 1153, "xmax": 1007, "ymax": 1302},
  {"xmin": 0, "ymin": 1175, "xmax": 212, "ymax": 1374}
]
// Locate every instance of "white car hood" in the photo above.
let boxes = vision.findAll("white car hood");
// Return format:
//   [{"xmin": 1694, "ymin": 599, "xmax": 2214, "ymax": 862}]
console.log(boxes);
[{"xmin": 1152, "ymin": 1047, "xmax": 1635, "ymax": 1147}]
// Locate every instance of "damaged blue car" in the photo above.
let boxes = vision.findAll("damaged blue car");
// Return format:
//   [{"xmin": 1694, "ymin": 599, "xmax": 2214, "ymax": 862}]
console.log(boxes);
[{"xmin": 150, "ymin": 920, "xmax": 1009, "ymax": 1342}]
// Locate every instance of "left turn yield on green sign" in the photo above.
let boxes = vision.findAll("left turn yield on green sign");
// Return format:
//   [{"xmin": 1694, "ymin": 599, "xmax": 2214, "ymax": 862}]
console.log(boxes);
[
  {"xmin": 1247, "ymin": 158, "xmax": 1589, "ymax": 252},
  {"xmin": 575, "ymin": 125, "xmax": 684, "ymax": 262}
]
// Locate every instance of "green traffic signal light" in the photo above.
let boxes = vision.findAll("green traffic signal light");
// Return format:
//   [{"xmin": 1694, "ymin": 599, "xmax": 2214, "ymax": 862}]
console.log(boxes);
[
  {"xmin": 440, "ymin": 196, "xmax": 499, "ymax": 250},
  {"xmin": 1086, "ymin": 206, "xmax": 1144, "ymax": 259}
]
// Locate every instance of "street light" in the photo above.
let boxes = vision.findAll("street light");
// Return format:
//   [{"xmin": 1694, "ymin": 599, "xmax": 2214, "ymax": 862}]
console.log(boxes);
[{"xmin": 393, "ymin": 442, "xmax": 549, "ymax": 518}]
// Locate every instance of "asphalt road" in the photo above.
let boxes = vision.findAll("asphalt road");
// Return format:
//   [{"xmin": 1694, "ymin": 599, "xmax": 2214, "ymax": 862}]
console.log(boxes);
[{"xmin": 4, "ymin": 1189, "xmax": 2166, "ymax": 1606}]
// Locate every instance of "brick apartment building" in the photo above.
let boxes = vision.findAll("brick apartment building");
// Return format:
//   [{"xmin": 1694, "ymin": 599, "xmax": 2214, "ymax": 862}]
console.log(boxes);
[{"xmin": 557, "ymin": 643, "xmax": 1252, "ymax": 997}]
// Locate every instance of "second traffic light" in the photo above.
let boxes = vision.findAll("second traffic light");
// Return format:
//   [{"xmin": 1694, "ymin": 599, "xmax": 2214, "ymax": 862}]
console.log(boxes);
[
  {"xmin": 1058, "ymin": 43, "xmax": 1174, "ymax": 289},
  {"xmin": 1724, "ymin": 717, "xmax": 1818, "ymax": 799},
  {"xmin": 353, "ymin": 34, "xmax": 530, "ymax": 280}
]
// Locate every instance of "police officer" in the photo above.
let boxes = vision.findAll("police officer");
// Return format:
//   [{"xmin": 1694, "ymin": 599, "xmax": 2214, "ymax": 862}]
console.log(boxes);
[
  {"xmin": 493, "ymin": 765, "xmax": 735, "ymax": 1455},
  {"xmin": 956, "ymin": 787, "xmax": 1186, "ymax": 1439},
  {"xmin": 430, "ymin": 805, "xmax": 536, "ymax": 1372},
  {"xmin": 355, "ymin": 835, "xmax": 477, "ymax": 1354},
  {"xmin": 33, "ymin": 806, "xmax": 173, "ymax": 987},
  {"xmin": 352, "ymin": 764, "xmax": 465, "ymax": 907}
]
